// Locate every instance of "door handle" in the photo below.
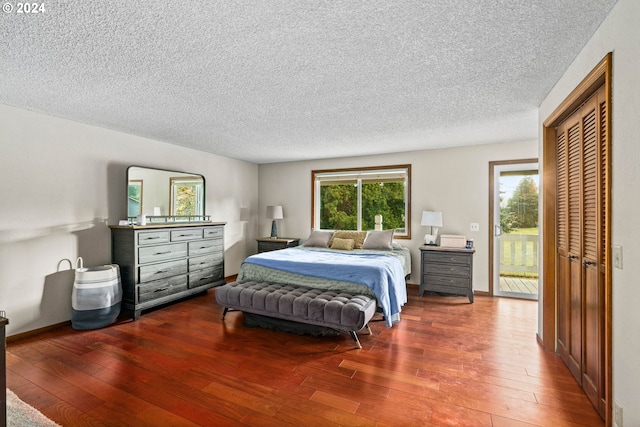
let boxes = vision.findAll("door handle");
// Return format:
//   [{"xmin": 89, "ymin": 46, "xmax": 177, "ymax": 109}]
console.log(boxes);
[
  {"xmin": 568, "ymin": 255, "xmax": 579, "ymax": 261},
  {"xmin": 494, "ymin": 224, "xmax": 502, "ymax": 237},
  {"xmin": 583, "ymin": 260, "xmax": 596, "ymax": 267}
]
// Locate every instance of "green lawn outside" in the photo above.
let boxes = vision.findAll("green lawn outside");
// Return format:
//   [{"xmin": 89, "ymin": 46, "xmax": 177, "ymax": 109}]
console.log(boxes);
[{"xmin": 507, "ymin": 227, "xmax": 539, "ymax": 235}]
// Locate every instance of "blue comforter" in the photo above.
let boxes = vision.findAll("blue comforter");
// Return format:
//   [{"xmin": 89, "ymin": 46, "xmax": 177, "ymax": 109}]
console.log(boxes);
[{"xmin": 243, "ymin": 247, "xmax": 407, "ymax": 327}]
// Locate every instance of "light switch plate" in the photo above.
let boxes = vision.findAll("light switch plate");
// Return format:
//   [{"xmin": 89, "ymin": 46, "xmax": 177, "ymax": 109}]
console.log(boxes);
[
  {"xmin": 614, "ymin": 401, "xmax": 623, "ymax": 427},
  {"xmin": 613, "ymin": 245, "xmax": 623, "ymax": 269},
  {"xmin": 470, "ymin": 223, "xmax": 480, "ymax": 232}
]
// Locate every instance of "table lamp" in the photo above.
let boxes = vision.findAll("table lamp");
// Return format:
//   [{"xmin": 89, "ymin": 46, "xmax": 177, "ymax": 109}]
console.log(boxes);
[
  {"xmin": 421, "ymin": 211, "xmax": 443, "ymax": 245},
  {"xmin": 266, "ymin": 205, "xmax": 284, "ymax": 238}
]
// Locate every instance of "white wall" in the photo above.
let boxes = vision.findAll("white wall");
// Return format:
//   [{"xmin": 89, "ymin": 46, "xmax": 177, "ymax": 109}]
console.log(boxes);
[
  {"xmin": 538, "ymin": 0, "xmax": 640, "ymax": 424},
  {"xmin": 0, "ymin": 104, "xmax": 259, "ymax": 336},
  {"xmin": 258, "ymin": 140, "xmax": 537, "ymax": 290}
]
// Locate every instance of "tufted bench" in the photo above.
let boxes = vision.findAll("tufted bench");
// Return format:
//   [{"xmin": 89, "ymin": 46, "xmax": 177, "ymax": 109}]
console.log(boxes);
[{"xmin": 215, "ymin": 281, "xmax": 376, "ymax": 349}]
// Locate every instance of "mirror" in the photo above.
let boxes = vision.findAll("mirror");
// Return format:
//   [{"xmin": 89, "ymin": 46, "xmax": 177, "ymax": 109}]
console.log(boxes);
[{"xmin": 127, "ymin": 166, "xmax": 207, "ymax": 223}]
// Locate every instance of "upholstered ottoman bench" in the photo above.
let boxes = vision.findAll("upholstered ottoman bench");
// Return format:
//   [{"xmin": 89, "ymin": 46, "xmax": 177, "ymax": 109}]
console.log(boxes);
[{"xmin": 215, "ymin": 281, "xmax": 376, "ymax": 349}]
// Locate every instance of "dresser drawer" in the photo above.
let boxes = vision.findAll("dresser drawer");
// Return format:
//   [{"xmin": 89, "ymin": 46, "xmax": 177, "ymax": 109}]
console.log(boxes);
[
  {"xmin": 171, "ymin": 229, "xmax": 203, "ymax": 241},
  {"xmin": 188, "ymin": 255, "xmax": 222, "ymax": 271},
  {"xmin": 189, "ymin": 266, "xmax": 224, "ymax": 288},
  {"xmin": 423, "ymin": 274, "xmax": 470, "ymax": 289},
  {"xmin": 138, "ymin": 231, "xmax": 170, "ymax": 246},
  {"xmin": 204, "ymin": 227, "xmax": 224, "ymax": 239},
  {"xmin": 424, "ymin": 263, "xmax": 470, "ymax": 278},
  {"xmin": 423, "ymin": 251, "xmax": 471, "ymax": 266},
  {"xmin": 138, "ymin": 275, "xmax": 188, "ymax": 303},
  {"xmin": 139, "ymin": 259, "xmax": 188, "ymax": 283},
  {"xmin": 188, "ymin": 239, "xmax": 223, "ymax": 256},
  {"xmin": 138, "ymin": 243, "xmax": 188, "ymax": 264}
]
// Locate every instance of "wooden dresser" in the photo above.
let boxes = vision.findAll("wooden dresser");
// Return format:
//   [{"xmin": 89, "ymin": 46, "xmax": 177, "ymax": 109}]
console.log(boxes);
[
  {"xmin": 419, "ymin": 246, "xmax": 475, "ymax": 303},
  {"xmin": 110, "ymin": 223, "xmax": 226, "ymax": 320}
]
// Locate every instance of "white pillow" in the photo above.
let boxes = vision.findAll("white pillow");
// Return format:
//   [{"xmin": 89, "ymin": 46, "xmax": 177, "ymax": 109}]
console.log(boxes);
[
  {"xmin": 362, "ymin": 230, "xmax": 394, "ymax": 250},
  {"xmin": 302, "ymin": 230, "xmax": 334, "ymax": 248}
]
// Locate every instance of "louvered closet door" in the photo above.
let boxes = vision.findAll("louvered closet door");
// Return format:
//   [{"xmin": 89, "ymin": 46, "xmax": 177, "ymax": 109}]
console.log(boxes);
[
  {"xmin": 556, "ymin": 109, "xmax": 583, "ymax": 383},
  {"xmin": 555, "ymin": 85, "xmax": 607, "ymax": 418}
]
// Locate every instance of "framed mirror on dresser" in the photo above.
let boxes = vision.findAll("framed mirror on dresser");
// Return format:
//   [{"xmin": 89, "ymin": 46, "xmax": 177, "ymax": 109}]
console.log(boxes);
[
  {"xmin": 111, "ymin": 166, "xmax": 225, "ymax": 320},
  {"xmin": 126, "ymin": 165, "xmax": 207, "ymax": 223}
]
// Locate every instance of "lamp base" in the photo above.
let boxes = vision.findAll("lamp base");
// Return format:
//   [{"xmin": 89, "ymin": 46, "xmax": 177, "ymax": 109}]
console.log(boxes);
[
  {"xmin": 424, "ymin": 233, "xmax": 437, "ymax": 245},
  {"xmin": 270, "ymin": 220, "xmax": 277, "ymax": 238}
]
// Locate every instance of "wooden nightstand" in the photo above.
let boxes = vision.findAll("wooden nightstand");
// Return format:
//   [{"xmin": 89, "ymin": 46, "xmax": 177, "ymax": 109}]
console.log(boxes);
[
  {"xmin": 256, "ymin": 237, "xmax": 300, "ymax": 253},
  {"xmin": 419, "ymin": 246, "xmax": 475, "ymax": 302}
]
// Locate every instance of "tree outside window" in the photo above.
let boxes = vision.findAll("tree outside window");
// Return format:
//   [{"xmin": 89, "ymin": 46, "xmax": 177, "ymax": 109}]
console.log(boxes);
[
  {"xmin": 313, "ymin": 165, "xmax": 411, "ymax": 238},
  {"xmin": 170, "ymin": 177, "xmax": 204, "ymax": 217}
]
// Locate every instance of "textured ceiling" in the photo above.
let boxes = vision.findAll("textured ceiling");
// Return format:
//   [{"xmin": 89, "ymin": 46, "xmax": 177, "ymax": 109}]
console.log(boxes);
[{"xmin": 1, "ymin": 1, "xmax": 618, "ymax": 164}]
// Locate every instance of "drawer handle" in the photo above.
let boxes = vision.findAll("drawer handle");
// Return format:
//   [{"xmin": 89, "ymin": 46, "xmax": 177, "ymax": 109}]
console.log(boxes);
[
  {"xmin": 154, "ymin": 251, "xmax": 171, "ymax": 255},
  {"xmin": 143, "ymin": 236, "xmax": 161, "ymax": 240},
  {"xmin": 154, "ymin": 287, "xmax": 169, "ymax": 292},
  {"xmin": 178, "ymin": 234, "xmax": 196, "ymax": 237},
  {"xmin": 199, "ymin": 275, "xmax": 214, "ymax": 280},
  {"xmin": 154, "ymin": 269, "xmax": 170, "ymax": 275}
]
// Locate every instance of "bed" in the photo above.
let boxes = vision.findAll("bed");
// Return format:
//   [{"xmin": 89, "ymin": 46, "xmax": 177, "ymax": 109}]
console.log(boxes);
[{"xmin": 236, "ymin": 230, "xmax": 410, "ymax": 327}]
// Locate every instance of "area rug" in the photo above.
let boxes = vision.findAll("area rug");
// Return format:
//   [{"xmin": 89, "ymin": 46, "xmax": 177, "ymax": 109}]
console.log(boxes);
[{"xmin": 6, "ymin": 389, "xmax": 61, "ymax": 427}]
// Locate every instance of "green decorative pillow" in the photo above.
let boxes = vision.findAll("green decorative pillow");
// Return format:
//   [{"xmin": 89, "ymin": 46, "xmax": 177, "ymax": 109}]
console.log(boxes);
[
  {"xmin": 330, "ymin": 237, "xmax": 355, "ymax": 251},
  {"xmin": 329, "ymin": 231, "xmax": 367, "ymax": 249}
]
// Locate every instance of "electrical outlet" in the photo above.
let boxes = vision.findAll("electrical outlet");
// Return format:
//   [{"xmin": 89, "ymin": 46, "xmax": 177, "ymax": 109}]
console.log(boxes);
[
  {"xmin": 614, "ymin": 401, "xmax": 623, "ymax": 427},
  {"xmin": 470, "ymin": 223, "xmax": 480, "ymax": 232},
  {"xmin": 613, "ymin": 245, "xmax": 623, "ymax": 269}
]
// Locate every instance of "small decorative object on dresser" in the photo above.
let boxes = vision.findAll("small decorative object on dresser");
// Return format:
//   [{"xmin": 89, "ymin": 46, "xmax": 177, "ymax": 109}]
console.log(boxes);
[
  {"xmin": 419, "ymin": 245, "xmax": 475, "ymax": 303},
  {"xmin": 256, "ymin": 237, "xmax": 299, "ymax": 253},
  {"xmin": 110, "ymin": 223, "xmax": 226, "ymax": 320}
]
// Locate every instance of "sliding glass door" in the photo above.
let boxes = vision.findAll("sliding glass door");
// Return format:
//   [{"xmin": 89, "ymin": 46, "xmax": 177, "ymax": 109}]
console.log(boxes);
[{"xmin": 492, "ymin": 162, "xmax": 539, "ymax": 300}]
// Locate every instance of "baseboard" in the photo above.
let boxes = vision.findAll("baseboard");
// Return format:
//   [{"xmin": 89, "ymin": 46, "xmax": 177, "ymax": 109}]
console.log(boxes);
[{"xmin": 6, "ymin": 320, "xmax": 71, "ymax": 343}]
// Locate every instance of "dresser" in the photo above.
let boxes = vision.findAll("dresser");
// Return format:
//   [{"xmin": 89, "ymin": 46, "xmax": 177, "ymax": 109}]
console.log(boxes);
[
  {"xmin": 419, "ymin": 246, "xmax": 475, "ymax": 303},
  {"xmin": 110, "ymin": 223, "xmax": 226, "ymax": 320},
  {"xmin": 256, "ymin": 237, "xmax": 300, "ymax": 253}
]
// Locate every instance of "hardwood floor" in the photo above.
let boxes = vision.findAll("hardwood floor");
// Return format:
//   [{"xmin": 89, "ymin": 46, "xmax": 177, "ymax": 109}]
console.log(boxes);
[{"xmin": 6, "ymin": 285, "xmax": 604, "ymax": 427}]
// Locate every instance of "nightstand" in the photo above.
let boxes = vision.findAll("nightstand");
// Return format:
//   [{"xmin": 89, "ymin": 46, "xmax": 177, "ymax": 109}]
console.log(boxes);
[
  {"xmin": 256, "ymin": 237, "xmax": 300, "ymax": 253},
  {"xmin": 419, "ymin": 246, "xmax": 475, "ymax": 302}
]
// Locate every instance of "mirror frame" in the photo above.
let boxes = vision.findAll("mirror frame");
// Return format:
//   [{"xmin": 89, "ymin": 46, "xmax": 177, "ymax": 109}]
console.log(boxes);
[{"xmin": 126, "ymin": 165, "xmax": 208, "ymax": 224}]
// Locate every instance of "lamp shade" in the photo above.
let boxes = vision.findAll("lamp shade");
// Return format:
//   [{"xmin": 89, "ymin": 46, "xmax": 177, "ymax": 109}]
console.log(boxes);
[
  {"xmin": 266, "ymin": 205, "xmax": 284, "ymax": 220},
  {"xmin": 421, "ymin": 211, "xmax": 443, "ymax": 227}
]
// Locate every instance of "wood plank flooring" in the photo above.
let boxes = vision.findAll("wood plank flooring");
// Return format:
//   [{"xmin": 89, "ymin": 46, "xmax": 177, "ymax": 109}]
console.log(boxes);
[{"xmin": 6, "ymin": 285, "xmax": 603, "ymax": 427}]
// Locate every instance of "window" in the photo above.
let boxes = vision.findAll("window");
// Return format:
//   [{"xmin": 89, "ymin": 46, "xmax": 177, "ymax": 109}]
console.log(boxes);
[
  {"xmin": 127, "ymin": 180, "xmax": 143, "ymax": 217},
  {"xmin": 170, "ymin": 176, "xmax": 204, "ymax": 217},
  {"xmin": 312, "ymin": 165, "xmax": 411, "ymax": 238}
]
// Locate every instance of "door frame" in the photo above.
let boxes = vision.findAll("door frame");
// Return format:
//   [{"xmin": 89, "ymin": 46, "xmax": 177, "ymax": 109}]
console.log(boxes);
[
  {"xmin": 541, "ymin": 53, "xmax": 612, "ymax": 426},
  {"xmin": 488, "ymin": 159, "xmax": 538, "ymax": 297}
]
